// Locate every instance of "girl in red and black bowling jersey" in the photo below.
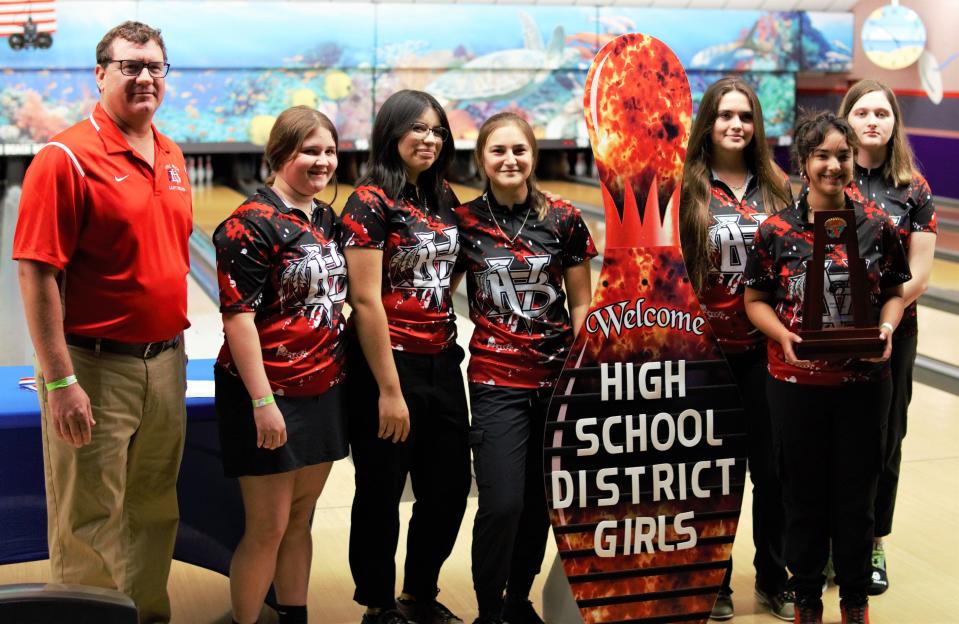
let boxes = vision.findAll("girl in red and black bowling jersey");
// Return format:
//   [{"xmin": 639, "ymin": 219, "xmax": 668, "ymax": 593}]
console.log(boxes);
[
  {"xmin": 213, "ymin": 106, "xmax": 349, "ymax": 624},
  {"xmin": 839, "ymin": 79, "xmax": 938, "ymax": 595},
  {"xmin": 454, "ymin": 113, "xmax": 595, "ymax": 624},
  {"xmin": 341, "ymin": 90, "xmax": 469, "ymax": 624},
  {"xmin": 744, "ymin": 111, "xmax": 910, "ymax": 624},
  {"xmin": 679, "ymin": 77, "xmax": 794, "ymax": 621}
]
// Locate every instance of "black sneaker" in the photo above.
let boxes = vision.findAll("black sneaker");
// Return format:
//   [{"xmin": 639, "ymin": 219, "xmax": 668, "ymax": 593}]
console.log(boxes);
[
  {"xmin": 867, "ymin": 543, "xmax": 888, "ymax": 595},
  {"xmin": 362, "ymin": 609, "xmax": 410, "ymax": 624},
  {"xmin": 709, "ymin": 588, "xmax": 733, "ymax": 621},
  {"xmin": 502, "ymin": 599, "xmax": 544, "ymax": 624},
  {"xmin": 755, "ymin": 586, "xmax": 795, "ymax": 622},
  {"xmin": 793, "ymin": 597, "xmax": 823, "ymax": 624},
  {"xmin": 396, "ymin": 596, "xmax": 464, "ymax": 624}
]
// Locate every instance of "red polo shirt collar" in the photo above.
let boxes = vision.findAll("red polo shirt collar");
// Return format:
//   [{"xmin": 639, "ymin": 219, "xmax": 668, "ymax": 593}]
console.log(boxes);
[{"xmin": 90, "ymin": 103, "xmax": 174, "ymax": 157}]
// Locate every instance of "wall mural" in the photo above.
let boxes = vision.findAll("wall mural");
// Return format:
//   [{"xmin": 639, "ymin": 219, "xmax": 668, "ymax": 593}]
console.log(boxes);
[
  {"xmin": 0, "ymin": 1, "xmax": 852, "ymax": 149},
  {"xmin": 801, "ymin": 12, "xmax": 854, "ymax": 73}
]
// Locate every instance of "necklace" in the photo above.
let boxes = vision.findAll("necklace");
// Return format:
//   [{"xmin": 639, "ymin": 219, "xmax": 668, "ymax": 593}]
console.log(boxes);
[
  {"xmin": 485, "ymin": 192, "xmax": 531, "ymax": 246},
  {"xmin": 722, "ymin": 174, "xmax": 748, "ymax": 191}
]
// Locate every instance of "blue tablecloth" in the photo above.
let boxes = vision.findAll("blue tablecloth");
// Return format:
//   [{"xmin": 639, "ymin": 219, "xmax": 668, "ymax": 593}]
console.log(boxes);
[{"xmin": 0, "ymin": 358, "xmax": 243, "ymax": 577}]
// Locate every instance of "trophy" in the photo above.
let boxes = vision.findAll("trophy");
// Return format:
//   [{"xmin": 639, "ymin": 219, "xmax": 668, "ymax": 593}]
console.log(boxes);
[{"xmin": 794, "ymin": 209, "xmax": 885, "ymax": 360}]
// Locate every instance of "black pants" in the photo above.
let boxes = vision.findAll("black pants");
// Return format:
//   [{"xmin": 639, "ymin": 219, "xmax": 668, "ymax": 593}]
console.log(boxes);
[
  {"xmin": 875, "ymin": 333, "xmax": 917, "ymax": 537},
  {"xmin": 469, "ymin": 384, "xmax": 552, "ymax": 617},
  {"xmin": 348, "ymin": 339, "xmax": 471, "ymax": 609},
  {"xmin": 719, "ymin": 351, "xmax": 788, "ymax": 595},
  {"xmin": 767, "ymin": 376, "xmax": 890, "ymax": 601}
]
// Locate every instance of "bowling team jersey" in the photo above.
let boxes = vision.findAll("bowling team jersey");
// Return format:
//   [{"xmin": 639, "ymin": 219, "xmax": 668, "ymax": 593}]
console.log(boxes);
[
  {"xmin": 743, "ymin": 195, "xmax": 910, "ymax": 386},
  {"xmin": 341, "ymin": 182, "xmax": 461, "ymax": 354},
  {"xmin": 701, "ymin": 174, "xmax": 786, "ymax": 355},
  {"xmin": 214, "ymin": 187, "xmax": 348, "ymax": 396},
  {"xmin": 846, "ymin": 165, "xmax": 937, "ymax": 338},
  {"xmin": 454, "ymin": 192, "xmax": 597, "ymax": 388}
]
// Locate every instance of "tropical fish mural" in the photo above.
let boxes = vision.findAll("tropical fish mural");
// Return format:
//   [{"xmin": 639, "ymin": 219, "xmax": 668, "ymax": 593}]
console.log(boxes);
[{"xmin": 0, "ymin": 1, "xmax": 849, "ymax": 148}]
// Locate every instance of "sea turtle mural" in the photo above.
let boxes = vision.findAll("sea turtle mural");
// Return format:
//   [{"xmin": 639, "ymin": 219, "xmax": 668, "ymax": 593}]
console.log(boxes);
[{"xmin": 426, "ymin": 13, "xmax": 579, "ymax": 104}]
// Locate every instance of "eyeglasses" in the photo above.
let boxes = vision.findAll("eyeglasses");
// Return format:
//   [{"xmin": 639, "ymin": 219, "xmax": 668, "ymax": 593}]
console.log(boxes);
[
  {"xmin": 408, "ymin": 122, "xmax": 450, "ymax": 142},
  {"xmin": 104, "ymin": 59, "xmax": 171, "ymax": 78}
]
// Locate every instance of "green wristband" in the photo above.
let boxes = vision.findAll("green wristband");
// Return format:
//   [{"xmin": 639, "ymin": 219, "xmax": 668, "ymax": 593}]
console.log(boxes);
[
  {"xmin": 45, "ymin": 375, "xmax": 78, "ymax": 392},
  {"xmin": 252, "ymin": 394, "xmax": 275, "ymax": 408}
]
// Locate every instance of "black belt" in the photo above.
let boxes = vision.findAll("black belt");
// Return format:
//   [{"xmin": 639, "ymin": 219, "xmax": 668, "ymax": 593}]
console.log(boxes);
[{"xmin": 65, "ymin": 334, "xmax": 180, "ymax": 359}]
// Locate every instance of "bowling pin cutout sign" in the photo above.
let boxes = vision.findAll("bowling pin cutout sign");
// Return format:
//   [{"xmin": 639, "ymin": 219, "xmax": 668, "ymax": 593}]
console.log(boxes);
[{"xmin": 545, "ymin": 34, "xmax": 747, "ymax": 623}]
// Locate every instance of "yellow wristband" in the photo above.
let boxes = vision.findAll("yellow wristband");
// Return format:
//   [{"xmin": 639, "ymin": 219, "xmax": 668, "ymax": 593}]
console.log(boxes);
[
  {"xmin": 45, "ymin": 375, "xmax": 77, "ymax": 392},
  {"xmin": 251, "ymin": 394, "xmax": 275, "ymax": 408}
]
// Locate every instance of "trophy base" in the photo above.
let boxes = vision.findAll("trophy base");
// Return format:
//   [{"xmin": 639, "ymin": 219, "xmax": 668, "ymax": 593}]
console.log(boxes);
[{"xmin": 795, "ymin": 327, "xmax": 885, "ymax": 360}]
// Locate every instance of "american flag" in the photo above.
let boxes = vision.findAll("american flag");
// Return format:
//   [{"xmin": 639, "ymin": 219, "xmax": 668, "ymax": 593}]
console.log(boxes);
[{"xmin": 0, "ymin": 1, "xmax": 56, "ymax": 38}]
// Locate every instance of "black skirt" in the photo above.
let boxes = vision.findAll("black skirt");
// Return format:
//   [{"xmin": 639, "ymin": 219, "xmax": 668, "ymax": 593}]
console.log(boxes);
[{"xmin": 215, "ymin": 365, "xmax": 348, "ymax": 478}]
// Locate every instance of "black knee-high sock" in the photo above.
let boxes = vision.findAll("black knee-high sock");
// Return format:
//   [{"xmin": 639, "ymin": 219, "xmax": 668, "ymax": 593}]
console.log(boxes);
[{"xmin": 275, "ymin": 603, "xmax": 308, "ymax": 624}]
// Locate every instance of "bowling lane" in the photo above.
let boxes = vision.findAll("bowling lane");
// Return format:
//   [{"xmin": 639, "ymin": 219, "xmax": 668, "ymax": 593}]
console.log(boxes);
[
  {"xmin": 931, "ymin": 258, "xmax": 959, "ymax": 291},
  {"xmin": 538, "ymin": 179, "xmax": 606, "ymax": 255},
  {"xmin": 917, "ymin": 306, "xmax": 959, "ymax": 366},
  {"xmin": 192, "ymin": 185, "xmax": 247, "ymax": 236},
  {"xmin": 185, "ymin": 274, "xmax": 224, "ymax": 360},
  {"xmin": 538, "ymin": 179, "xmax": 602, "ymax": 211},
  {"xmin": 192, "ymin": 184, "xmax": 356, "ymax": 237},
  {"xmin": 450, "ymin": 183, "xmax": 482, "ymax": 204},
  {"xmin": 319, "ymin": 182, "xmax": 355, "ymax": 215}
]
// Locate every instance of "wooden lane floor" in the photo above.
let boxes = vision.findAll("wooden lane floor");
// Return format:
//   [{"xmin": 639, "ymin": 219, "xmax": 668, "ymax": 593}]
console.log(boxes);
[
  {"xmin": 930, "ymin": 258, "xmax": 959, "ymax": 290},
  {"xmin": 449, "ymin": 182, "xmax": 482, "ymax": 204},
  {"xmin": 319, "ymin": 182, "xmax": 354, "ymax": 215},
  {"xmin": 184, "ymin": 274, "xmax": 225, "ymax": 359},
  {"xmin": 537, "ymin": 179, "xmax": 602, "ymax": 210},
  {"xmin": 537, "ymin": 179, "xmax": 607, "ymax": 255},
  {"xmin": 917, "ymin": 305, "xmax": 959, "ymax": 365},
  {"xmin": 192, "ymin": 184, "xmax": 356, "ymax": 237},
  {"xmin": 191, "ymin": 185, "xmax": 247, "ymax": 236}
]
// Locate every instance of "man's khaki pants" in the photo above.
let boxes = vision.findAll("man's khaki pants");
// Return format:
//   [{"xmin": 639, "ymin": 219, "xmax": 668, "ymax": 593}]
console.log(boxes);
[{"xmin": 37, "ymin": 341, "xmax": 187, "ymax": 624}]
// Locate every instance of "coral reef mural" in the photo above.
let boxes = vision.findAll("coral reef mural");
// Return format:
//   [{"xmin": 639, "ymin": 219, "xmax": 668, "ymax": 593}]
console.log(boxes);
[{"xmin": 0, "ymin": 2, "xmax": 851, "ymax": 148}]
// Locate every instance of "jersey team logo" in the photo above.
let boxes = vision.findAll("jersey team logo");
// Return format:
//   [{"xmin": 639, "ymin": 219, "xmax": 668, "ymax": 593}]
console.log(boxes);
[
  {"xmin": 280, "ymin": 242, "xmax": 348, "ymax": 328},
  {"xmin": 166, "ymin": 164, "xmax": 182, "ymax": 184},
  {"xmin": 708, "ymin": 212, "xmax": 768, "ymax": 293},
  {"xmin": 388, "ymin": 227, "xmax": 460, "ymax": 309},
  {"xmin": 478, "ymin": 254, "xmax": 559, "ymax": 331}
]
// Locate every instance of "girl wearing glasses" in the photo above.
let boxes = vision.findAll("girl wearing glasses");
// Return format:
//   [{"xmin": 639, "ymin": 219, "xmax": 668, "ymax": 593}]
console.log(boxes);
[
  {"xmin": 453, "ymin": 112, "xmax": 595, "ymax": 624},
  {"xmin": 679, "ymin": 77, "xmax": 793, "ymax": 621},
  {"xmin": 341, "ymin": 89, "xmax": 469, "ymax": 624},
  {"xmin": 743, "ymin": 111, "xmax": 910, "ymax": 624},
  {"xmin": 213, "ymin": 106, "xmax": 349, "ymax": 624},
  {"xmin": 839, "ymin": 80, "xmax": 937, "ymax": 595}
]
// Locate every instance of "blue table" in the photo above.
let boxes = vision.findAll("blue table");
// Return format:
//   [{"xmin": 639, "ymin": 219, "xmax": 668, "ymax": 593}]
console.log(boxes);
[{"xmin": 0, "ymin": 359, "xmax": 243, "ymax": 577}]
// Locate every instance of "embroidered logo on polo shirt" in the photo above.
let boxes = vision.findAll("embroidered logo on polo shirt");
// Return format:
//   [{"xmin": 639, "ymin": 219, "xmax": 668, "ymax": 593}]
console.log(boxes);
[
  {"xmin": 166, "ymin": 164, "xmax": 182, "ymax": 184},
  {"xmin": 114, "ymin": 174, "xmax": 129, "ymax": 182}
]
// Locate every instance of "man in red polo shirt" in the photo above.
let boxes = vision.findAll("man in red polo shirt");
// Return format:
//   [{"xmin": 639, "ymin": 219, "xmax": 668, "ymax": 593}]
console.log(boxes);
[{"xmin": 12, "ymin": 21, "xmax": 191, "ymax": 623}]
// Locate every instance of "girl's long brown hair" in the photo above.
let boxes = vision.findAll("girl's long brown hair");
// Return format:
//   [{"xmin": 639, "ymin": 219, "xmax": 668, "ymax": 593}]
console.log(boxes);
[
  {"xmin": 680, "ymin": 76, "xmax": 791, "ymax": 296},
  {"xmin": 474, "ymin": 112, "xmax": 548, "ymax": 220},
  {"xmin": 839, "ymin": 79, "xmax": 918, "ymax": 187}
]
